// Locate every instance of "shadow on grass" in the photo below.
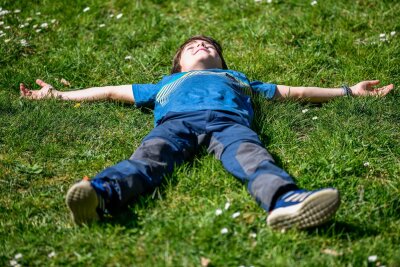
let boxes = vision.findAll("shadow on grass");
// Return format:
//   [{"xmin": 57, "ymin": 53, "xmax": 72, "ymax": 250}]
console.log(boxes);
[
  {"xmin": 99, "ymin": 208, "xmax": 141, "ymax": 228},
  {"xmin": 96, "ymin": 170, "xmax": 184, "ymax": 228},
  {"xmin": 306, "ymin": 220, "xmax": 380, "ymax": 239}
]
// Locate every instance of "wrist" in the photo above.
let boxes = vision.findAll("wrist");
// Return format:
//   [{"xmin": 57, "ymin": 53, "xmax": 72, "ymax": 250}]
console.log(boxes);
[
  {"xmin": 341, "ymin": 84, "xmax": 353, "ymax": 97},
  {"xmin": 50, "ymin": 89, "xmax": 62, "ymax": 99}
]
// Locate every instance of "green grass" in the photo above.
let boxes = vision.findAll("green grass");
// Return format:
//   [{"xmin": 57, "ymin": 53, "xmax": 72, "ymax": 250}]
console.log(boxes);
[{"xmin": 1, "ymin": 0, "xmax": 399, "ymax": 266}]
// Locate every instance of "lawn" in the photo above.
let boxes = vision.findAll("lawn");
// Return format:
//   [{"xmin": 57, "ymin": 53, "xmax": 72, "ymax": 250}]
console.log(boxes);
[{"xmin": 0, "ymin": 0, "xmax": 399, "ymax": 266}]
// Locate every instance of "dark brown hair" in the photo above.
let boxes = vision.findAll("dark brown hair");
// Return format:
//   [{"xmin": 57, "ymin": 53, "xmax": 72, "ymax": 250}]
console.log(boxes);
[{"xmin": 171, "ymin": 35, "xmax": 228, "ymax": 74}]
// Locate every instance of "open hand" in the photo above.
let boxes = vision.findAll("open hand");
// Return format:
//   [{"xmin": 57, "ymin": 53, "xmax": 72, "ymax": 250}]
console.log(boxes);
[
  {"xmin": 20, "ymin": 79, "xmax": 57, "ymax": 100},
  {"xmin": 351, "ymin": 80, "xmax": 394, "ymax": 97}
]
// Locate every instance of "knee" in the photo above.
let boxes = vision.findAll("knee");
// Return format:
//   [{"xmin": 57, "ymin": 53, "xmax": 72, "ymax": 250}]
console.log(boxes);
[
  {"xmin": 131, "ymin": 138, "xmax": 178, "ymax": 162},
  {"xmin": 233, "ymin": 142, "xmax": 275, "ymax": 175}
]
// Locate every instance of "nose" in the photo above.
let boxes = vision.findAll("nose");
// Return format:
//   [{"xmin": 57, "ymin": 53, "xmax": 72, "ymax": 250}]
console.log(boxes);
[{"xmin": 197, "ymin": 41, "xmax": 206, "ymax": 47}]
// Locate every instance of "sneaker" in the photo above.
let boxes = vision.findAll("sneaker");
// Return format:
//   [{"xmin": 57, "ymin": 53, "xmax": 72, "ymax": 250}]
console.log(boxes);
[
  {"xmin": 65, "ymin": 177, "xmax": 105, "ymax": 225},
  {"xmin": 267, "ymin": 188, "xmax": 340, "ymax": 230}
]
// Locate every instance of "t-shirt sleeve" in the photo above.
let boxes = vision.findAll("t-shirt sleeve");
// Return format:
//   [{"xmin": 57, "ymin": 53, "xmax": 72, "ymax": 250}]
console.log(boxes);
[
  {"xmin": 132, "ymin": 83, "xmax": 160, "ymax": 107},
  {"xmin": 250, "ymin": 81, "xmax": 277, "ymax": 99}
]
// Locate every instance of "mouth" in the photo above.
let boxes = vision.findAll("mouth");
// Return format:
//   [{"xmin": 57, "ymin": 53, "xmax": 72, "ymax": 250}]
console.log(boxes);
[{"xmin": 194, "ymin": 48, "xmax": 208, "ymax": 54}]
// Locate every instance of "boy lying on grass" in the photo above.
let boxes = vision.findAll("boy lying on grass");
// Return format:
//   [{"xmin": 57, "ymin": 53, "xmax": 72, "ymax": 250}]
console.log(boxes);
[{"xmin": 20, "ymin": 35, "xmax": 394, "ymax": 230}]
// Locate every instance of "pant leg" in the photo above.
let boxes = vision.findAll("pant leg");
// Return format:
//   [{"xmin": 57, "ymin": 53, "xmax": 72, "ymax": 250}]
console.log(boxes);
[
  {"xmin": 206, "ymin": 112, "xmax": 297, "ymax": 212},
  {"xmin": 91, "ymin": 118, "xmax": 197, "ymax": 213}
]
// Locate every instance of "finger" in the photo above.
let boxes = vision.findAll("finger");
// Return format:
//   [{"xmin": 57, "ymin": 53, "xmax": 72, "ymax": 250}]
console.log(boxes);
[
  {"xmin": 371, "ymin": 84, "xmax": 394, "ymax": 96},
  {"xmin": 386, "ymin": 84, "xmax": 394, "ymax": 91},
  {"xmin": 367, "ymin": 80, "xmax": 380, "ymax": 85},
  {"xmin": 19, "ymin": 83, "xmax": 25, "ymax": 92},
  {"xmin": 364, "ymin": 80, "xmax": 380, "ymax": 90},
  {"xmin": 379, "ymin": 84, "xmax": 394, "ymax": 95},
  {"xmin": 19, "ymin": 83, "xmax": 31, "ymax": 96},
  {"xmin": 36, "ymin": 79, "xmax": 49, "ymax": 87}
]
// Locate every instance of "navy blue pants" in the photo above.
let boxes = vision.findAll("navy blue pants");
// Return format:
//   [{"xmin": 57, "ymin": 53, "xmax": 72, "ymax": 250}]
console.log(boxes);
[{"xmin": 91, "ymin": 110, "xmax": 297, "ymax": 214}]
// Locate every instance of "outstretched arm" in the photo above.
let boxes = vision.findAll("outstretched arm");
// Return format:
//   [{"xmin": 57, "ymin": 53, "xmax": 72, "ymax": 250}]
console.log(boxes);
[
  {"xmin": 275, "ymin": 80, "xmax": 394, "ymax": 103},
  {"xmin": 20, "ymin": 79, "xmax": 135, "ymax": 104}
]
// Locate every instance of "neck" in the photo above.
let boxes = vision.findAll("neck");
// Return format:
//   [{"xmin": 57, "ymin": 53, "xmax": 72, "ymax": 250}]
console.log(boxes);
[
  {"xmin": 182, "ymin": 64, "xmax": 222, "ymax": 72},
  {"xmin": 181, "ymin": 59, "xmax": 223, "ymax": 72}
]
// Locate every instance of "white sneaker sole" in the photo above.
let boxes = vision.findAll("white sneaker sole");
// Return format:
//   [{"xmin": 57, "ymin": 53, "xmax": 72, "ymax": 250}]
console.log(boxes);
[
  {"xmin": 65, "ymin": 181, "xmax": 99, "ymax": 225},
  {"xmin": 267, "ymin": 188, "xmax": 340, "ymax": 230}
]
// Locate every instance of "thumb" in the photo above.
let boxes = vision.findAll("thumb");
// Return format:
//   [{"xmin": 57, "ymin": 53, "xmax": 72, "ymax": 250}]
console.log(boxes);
[
  {"xmin": 365, "ymin": 80, "xmax": 380, "ymax": 86},
  {"xmin": 36, "ymin": 79, "xmax": 49, "ymax": 87}
]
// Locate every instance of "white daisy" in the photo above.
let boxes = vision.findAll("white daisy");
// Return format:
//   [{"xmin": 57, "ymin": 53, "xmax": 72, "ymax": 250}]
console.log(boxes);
[
  {"xmin": 215, "ymin": 209, "xmax": 223, "ymax": 216},
  {"xmin": 224, "ymin": 202, "xmax": 230, "ymax": 210},
  {"xmin": 0, "ymin": 10, "xmax": 10, "ymax": 16},
  {"xmin": 221, "ymin": 228, "xmax": 229, "ymax": 234},
  {"xmin": 232, "ymin": 212, "xmax": 240, "ymax": 218}
]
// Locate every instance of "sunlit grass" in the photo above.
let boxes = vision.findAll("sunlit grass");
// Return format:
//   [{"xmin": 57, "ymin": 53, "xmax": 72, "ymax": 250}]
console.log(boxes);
[{"xmin": 0, "ymin": 0, "xmax": 399, "ymax": 266}]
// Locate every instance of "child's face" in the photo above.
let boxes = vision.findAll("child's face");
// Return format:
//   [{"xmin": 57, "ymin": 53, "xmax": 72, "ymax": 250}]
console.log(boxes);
[{"xmin": 179, "ymin": 39, "xmax": 223, "ymax": 72}]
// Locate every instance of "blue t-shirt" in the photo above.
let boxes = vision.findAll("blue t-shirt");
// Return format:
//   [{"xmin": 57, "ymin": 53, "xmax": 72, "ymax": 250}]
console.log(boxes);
[{"xmin": 132, "ymin": 69, "xmax": 276, "ymax": 126}]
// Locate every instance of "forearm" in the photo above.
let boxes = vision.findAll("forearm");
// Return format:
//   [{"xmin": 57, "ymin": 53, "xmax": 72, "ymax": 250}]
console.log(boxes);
[
  {"xmin": 54, "ymin": 87, "xmax": 108, "ymax": 101},
  {"xmin": 275, "ymin": 85, "xmax": 345, "ymax": 103},
  {"xmin": 54, "ymin": 85, "xmax": 134, "ymax": 103}
]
